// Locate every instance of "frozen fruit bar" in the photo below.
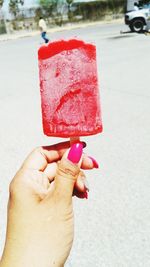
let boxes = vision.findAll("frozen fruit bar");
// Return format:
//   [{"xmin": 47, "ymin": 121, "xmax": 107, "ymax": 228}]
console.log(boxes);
[{"xmin": 38, "ymin": 39, "xmax": 102, "ymax": 138}]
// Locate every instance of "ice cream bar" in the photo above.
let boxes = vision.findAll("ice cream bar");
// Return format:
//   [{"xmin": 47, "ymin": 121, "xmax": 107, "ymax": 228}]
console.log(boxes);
[{"xmin": 38, "ymin": 39, "xmax": 102, "ymax": 138}]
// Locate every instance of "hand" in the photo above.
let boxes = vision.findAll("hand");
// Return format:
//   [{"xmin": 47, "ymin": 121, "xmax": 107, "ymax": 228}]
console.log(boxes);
[{"xmin": 0, "ymin": 141, "xmax": 98, "ymax": 267}]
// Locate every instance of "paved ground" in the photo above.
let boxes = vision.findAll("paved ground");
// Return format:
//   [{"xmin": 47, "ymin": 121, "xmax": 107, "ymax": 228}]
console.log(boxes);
[
  {"xmin": 0, "ymin": 18, "xmax": 123, "ymax": 42},
  {"xmin": 0, "ymin": 22, "xmax": 150, "ymax": 267}
]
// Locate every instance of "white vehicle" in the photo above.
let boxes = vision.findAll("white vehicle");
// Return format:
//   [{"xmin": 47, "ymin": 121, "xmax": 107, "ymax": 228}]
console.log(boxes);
[{"xmin": 125, "ymin": 7, "xmax": 150, "ymax": 32}]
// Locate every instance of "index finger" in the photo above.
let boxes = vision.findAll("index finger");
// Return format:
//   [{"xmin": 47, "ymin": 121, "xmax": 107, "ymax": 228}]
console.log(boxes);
[{"xmin": 22, "ymin": 141, "xmax": 71, "ymax": 171}]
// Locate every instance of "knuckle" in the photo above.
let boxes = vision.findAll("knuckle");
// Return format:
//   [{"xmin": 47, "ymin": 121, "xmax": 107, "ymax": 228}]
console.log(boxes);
[
  {"xmin": 9, "ymin": 179, "xmax": 18, "ymax": 200},
  {"xmin": 8, "ymin": 168, "xmax": 24, "ymax": 199},
  {"xmin": 79, "ymin": 170, "xmax": 85, "ymax": 177},
  {"xmin": 58, "ymin": 158, "xmax": 80, "ymax": 179},
  {"xmin": 33, "ymin": 146, "xmax": 42, "ymax": 154}
]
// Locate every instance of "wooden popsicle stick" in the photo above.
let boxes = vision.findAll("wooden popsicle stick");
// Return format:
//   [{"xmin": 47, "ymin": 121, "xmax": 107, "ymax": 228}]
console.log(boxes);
[{"xmin": 70, "ymin": 137, "xmax": 80, "ymax": 146}]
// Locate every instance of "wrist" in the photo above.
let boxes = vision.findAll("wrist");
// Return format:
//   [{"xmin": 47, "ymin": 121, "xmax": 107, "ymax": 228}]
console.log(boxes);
[
  {"xmin": 0, "ymin": 256, "xmax": 64, "ymax": 267},
  {"xmin": 0, "ymin": 245, "xmax": 65, "ymax": 267}
]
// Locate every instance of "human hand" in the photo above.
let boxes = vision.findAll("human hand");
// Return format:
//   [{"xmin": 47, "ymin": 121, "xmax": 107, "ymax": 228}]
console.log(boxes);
[{"xmin": 0, "ymin": 141, "xmax": 98, "ymax": 267}]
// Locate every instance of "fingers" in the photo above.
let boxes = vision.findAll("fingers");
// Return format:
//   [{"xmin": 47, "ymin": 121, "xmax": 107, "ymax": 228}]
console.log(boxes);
[
  {"xmin": 52, "ymin": 143, "xmax": 83, "ymax": 201},
  {"xmin": 75, "ymin": 171, "xmax": 89, "ymax": 193},
  {"xmin": 42, "ymin": 141, "xmax": 86, "ymax": 163},
  {"xmin": 44, "ymin": 162, "xmax": 89, "ymax": 196},
  {"xmin": 44, "ymin": 162, "xmax": 57, "ymax": 182},
  {"xmin": 44, "ymin": 163, "xmax": 89, "ymax": 197},
  {"xmin": 22, "ymin": 140, "xmax": 98, "ymax": 173},
  {"xmin": 22, "ymin": 141, "xmax": 88, "ymax": 172},
  {"xmin": 22, "ymin": 141, "xmax": 71, "ymax": 171},
  {"xmin": 73, "ymin": 188, "xmax": 88, "ymax": 199},
  {"xmin": 81, "ymin": 154, "xmax": 99, "ymax": 170},
  {"xmin": 20, "ymin": 141, "xmax": 98, "ymax": 203}
]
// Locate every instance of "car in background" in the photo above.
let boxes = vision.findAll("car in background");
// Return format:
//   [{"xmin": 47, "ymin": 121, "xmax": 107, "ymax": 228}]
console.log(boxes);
[{"xmin": 125, "ymin": 7, "xmax": 150, "ymax": 32}]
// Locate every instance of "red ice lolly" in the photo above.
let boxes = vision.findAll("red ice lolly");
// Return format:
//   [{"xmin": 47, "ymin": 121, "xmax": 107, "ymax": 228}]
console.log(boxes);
[{"xmin": 38, "ymin": 39, "xmax": 102, "ymax": 138}]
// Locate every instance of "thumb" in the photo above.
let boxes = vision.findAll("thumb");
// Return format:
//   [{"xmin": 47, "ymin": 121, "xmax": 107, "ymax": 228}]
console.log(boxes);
[{"xmin": 53, "ymin": 143, "xmax": 83, "ymax": 201}]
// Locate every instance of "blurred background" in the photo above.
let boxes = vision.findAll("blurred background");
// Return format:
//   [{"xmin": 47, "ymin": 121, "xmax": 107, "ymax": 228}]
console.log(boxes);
[
  {"xmin": 1, "ymin": 0, "xmax": 150, "ymax": 266},
  {"xmin": 1, "ymin": 0, "xmax": 127, "ymax": 34}
]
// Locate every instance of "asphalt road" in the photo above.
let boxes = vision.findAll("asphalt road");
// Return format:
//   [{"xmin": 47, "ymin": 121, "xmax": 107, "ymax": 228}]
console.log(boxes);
[{"xmin": 0, "ymin": 22, "xmax": 150, "ymax": 267}]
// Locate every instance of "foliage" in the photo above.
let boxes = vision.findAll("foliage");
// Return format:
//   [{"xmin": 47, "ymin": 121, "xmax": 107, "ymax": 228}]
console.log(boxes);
[
  {"xmin": 66, "ymin": 0, "xmax": 73, "ymax": 5},
  {"xmin": 66, "ymin": 0, "xmax": 73, "ymax": 20},
  {"xmin": 38, "ymin": 0, "xmax": 58, "ymax": 16},
  {"xmin": 40, "ymin": 0, "xmax": 57, "ymax": 9},
  {"xmin": 71, "ymin": 0, "xmax": 126, "ymax": 21},
  {"xmin": 35, "ymin": 7, "xmax": 43, "ymax": 21},
  {"xmin": 0, "ymin": 0, "xmax": 4, "ymax": 8},
  {"xmin": 139, "ymin": 0, "xmax": 150, "ymax": 4},
  {"xmin": 9, "ymin": 0, "xmax": 24, "ymax": 18},
  {"xmin": 107, "ymin": 0, "xmax": 126, "ymax": 12},
  {"xmin": 37, "ymin": 0, "xmax": 126, "ymax": 23},
  {"xmin": 37, "ymin": 0, "xmax": 68, "ymax": 24},
  {"xmin": 0, "ymin": 0, "xmax": 126, "ymax": 30}
]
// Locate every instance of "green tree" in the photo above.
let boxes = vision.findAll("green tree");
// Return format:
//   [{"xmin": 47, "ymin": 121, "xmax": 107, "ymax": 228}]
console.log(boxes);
[
  {"xmin": 66, "ymin": 0, "xmax": 73, "ymax": 6},
  {"xmin": 38, "ymin": 0, "xmax": 67, "ymax": 25},
  {"xmin": 66, "ymin": 0, "xmax": 73, "ymax": 20},
  {"xmin": 9, "ymin": 0, "xmax": 24, "ymax": 18},
  {"xmin": 39, "ymin": 0, "xmax": 58, "ymax": 16},
  {"xmin": 109, "ymin": 0, "xmax": 126, "ymax": 11},
  {"xmin": 0, "ymin": 0, "xmax": 4, "ymax": 8}
]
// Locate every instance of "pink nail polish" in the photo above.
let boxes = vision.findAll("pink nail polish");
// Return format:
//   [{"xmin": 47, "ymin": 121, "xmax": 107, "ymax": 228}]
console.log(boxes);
[
  {"xmin": 68, "ymin": 143, "xmax": 83, "ymax": 164},
  {"xmin": 84, "ymin": 191, "xmax": 88, "ymax": 199},
  {"xmin": 89, "ymin": 156, "xmax": 99, "ymax": 168}
]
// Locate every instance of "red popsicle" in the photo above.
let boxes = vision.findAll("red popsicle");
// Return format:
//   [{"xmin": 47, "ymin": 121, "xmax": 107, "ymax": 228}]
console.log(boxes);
[{"xmin": 38, "ymin": 39, "xmax": 102, "ymax": 138}]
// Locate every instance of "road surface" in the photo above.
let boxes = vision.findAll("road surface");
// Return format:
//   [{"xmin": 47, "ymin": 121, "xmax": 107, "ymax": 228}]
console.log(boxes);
[{"xmin": 0, "ymin": 22, "xmax": 150, "ymax": 267}]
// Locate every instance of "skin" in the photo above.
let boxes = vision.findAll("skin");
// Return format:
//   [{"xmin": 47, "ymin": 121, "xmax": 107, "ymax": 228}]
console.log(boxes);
[{"xmin": 0, "ymin": 141, "xmax": 95, "ymax": 267}]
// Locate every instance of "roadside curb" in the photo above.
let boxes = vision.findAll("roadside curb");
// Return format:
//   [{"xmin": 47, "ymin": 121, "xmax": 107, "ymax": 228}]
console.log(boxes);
[{"xmin": 0, "ymin": 18, "xmax": 123, "ymax": 42}]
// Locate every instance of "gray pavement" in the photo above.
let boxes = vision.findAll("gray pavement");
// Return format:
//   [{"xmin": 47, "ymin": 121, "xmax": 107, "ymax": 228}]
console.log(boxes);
[
  {"xmin": 0, "ymin": 22, "xmax": 150, "ymax": 266},
  {"xmin": 0, "ymin": 18, "xmax": 123, "ymax": 42}
]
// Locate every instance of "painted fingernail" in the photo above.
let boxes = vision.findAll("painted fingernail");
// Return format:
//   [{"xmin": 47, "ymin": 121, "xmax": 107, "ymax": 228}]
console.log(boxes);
[
  {"xmin": 84, "ymin": 191, "xmax": 88, "ymax": 199},
  {"xmin": 89, "ymin": 156, "xmax": 99, "ymax": 168},
  {"xmin": 73, "ymin": 189, "xmax": 88, "ymax": 199},
  {"xmin": 68, "ymin": 143, "xmax": 83, "ymax": 164},
  {"xmin": 82, "ymin": 141, "xmax": 87, "ymax": 148}
]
